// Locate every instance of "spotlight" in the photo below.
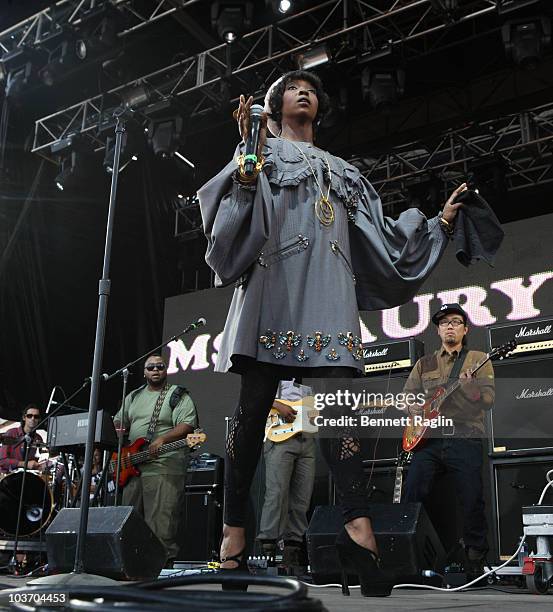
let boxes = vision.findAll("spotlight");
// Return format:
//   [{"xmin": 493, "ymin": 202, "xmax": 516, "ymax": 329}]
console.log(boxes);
[
  {"xmin": 39, "ymin": 40, "xmax": 87, "ymax": 87},
  {"xmin": 119, "ymin": 84, "xmax": 150, "ymax": 110},
  {"xmin": 361, "ymin": 67, "xmax": 405, "ymax": 111},
  {"xmin": 146, "ymin": 116, "xmax": 183, "ymax": 158},
  {"xmin": 265, "ymin": 0, "xmax": 292, "ymax": 14},
  {"xmin": 75, "ymin": 39, "xmax": 88, "ymax": 61},
  {"xmin": 295, "ymin": 44, "xmax": 331, "ymax": 70},
  {"xmin": 429, "ymin": 0, "xmax": 460, "ymax": 21},
  {"xmin": 211, "ymin": 1, "xmax": 253, "ymax": 44},
  {"xmin": 0, "ymin": 48, "xmax": 27, "ymax": 83},
  {"xmin": 54, "ymin": 151, "xmax": 78, "ymax": 191},
  {"xmin": 502, "ymin": 16, "xmax": 551, "ymax": 68},
  {"xmin": 497, "ymin": 0, "xmax": 541, "ymax": 16}
]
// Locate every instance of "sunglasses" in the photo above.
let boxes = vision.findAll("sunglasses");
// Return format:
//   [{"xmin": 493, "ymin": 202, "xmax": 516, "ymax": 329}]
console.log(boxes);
[
  {"xmin": 25, "ymin": 414, "xmax": 40, "ymax": 419},
  {"xmin": 145, "ymin": 363, "xmax": 166, "ymax": 371}
]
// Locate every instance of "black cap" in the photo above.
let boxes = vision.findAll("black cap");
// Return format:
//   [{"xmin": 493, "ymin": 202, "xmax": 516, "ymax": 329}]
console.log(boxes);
[{"xmin": 432, "ymin": 303, "xmax": 468, "ymax": 325}]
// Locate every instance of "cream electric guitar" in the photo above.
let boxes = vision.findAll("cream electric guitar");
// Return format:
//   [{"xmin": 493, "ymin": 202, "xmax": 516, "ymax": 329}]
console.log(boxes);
[{"xmin": 264, "ymin": 397, "xmax": 319, "ymax": 443}]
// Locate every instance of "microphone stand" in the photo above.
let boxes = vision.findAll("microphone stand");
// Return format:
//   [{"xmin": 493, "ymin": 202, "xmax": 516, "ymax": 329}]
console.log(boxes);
[
  {"xmin": 71, "ymin": 110, "xmax": 127, "ymax": 577},
  {"xmin": 29, "ymin": 110, "xmax": 129, "ymax": 587}
]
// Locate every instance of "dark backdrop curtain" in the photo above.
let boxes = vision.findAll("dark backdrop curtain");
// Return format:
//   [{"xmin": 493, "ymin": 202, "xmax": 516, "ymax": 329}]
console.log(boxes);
[{"xmin": 0, "ymin": 149, "xmax": 179, "ymax": 420}]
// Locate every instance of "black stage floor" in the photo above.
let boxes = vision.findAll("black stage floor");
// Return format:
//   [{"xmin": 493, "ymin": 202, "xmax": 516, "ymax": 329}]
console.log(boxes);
[{"xmin": 1, "ymin": 576, "xmax": 552, "ymax": 611}]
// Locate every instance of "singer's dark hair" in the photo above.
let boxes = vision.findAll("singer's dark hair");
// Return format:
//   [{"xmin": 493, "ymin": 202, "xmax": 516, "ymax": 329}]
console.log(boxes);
[{"xmin": 267, "ymin": 70, "xmax": 330, "ymax": 134}]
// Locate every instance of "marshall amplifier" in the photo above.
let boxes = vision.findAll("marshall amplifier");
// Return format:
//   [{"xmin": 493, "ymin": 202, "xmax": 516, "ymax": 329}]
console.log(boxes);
[
  {"xmin": 489, "ymin": 356, "xmax": 553, "ymax": 455},
  {"xmin": 363, "ymin": 339, "xmax": 424, "ymax": 375},
  {"xmin": 488, "ymin": 316, "xmax": 553, "ymax": 358}
]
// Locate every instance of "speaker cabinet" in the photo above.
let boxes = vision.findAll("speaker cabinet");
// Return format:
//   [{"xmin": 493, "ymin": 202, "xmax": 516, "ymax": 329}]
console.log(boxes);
[
  {"xmin": 45, "ymin": 506, "xmax": 165, "ymax": 580},
  {"xmin": 490, "ymin": 356, "xmax": 553, "ymax": 455},
  {"xmin": 176, "ymin": 490, "xmax": 222, "ymax": 561},
  {"xmin": 492, "ymin": 458, "xmax": 553, "ymax": 560},
  {"xmin": 306, "ymin": 503, "xmax": 444, "ymax": 583}
]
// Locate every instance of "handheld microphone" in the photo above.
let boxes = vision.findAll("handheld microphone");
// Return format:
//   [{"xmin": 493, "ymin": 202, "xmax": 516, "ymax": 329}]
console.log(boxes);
[
  {"xmin": 180, "ymin": 317, "xmax": 207, "ymax": 335},
  {"xmin": 244, "ymin": 104, "xmax": 264, "ymax": 176}
]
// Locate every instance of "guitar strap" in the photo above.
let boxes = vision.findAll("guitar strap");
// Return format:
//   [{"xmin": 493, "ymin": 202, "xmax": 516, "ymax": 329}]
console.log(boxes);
[
  {"xmin": 448, "ymin": 347, "xmax": 468, "ymax": 383},
  {"xmin": 145, "ymin": 383, "xmax": 171, "ymax": 443}
]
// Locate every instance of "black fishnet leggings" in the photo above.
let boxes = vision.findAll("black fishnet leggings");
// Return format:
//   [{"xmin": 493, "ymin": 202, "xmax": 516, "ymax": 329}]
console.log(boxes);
[{"xmin": 224, "ymin": 364, "xmax": 370, "ymax": 526}]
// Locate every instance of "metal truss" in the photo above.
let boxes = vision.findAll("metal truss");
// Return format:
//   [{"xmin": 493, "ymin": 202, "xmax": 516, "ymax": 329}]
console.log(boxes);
[
  {"xmin": 31, "ymin": 0, "xmax": 508, "ymax": 157},
  {"xmin": 0, "ymin": 1, "xmax": 112, "ymax": 57},
  {"xmin": 0, "ymin": 1, "xmax": 203, "ymax": 59},
  {"xmin": 174, "ymin": 195, "xmax": 202, "ymax": 242},
  {"xmin": 170, "ymin": 101, "xmax": 553, "ymax": 240},
  {"xmin": 354, "ymin": 101, "xmax": 553, "ymax": 208}
]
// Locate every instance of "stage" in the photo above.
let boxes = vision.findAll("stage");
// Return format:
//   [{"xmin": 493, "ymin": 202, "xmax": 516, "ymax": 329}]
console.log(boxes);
[{"xmin": 0, "ymin": 574, "xmax": 551, "ymax": 611}]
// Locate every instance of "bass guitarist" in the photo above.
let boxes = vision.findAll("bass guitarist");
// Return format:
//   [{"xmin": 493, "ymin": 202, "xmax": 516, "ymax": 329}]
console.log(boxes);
[
  {"xmin": 402, "ymin": 303, "xmax": 495, "ymax": 579},
  {"xmin": 113, "ymin": 354, "xmax": 198, "ymax": 567}
]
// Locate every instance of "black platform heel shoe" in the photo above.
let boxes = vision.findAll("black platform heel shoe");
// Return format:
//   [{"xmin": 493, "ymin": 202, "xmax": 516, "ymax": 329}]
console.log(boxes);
[
  {"xmin": 335, "ymin": 527, "xmax": 395, "ymax": 597},
  {"xmin": 219, "ymin": 547, "xmax": 250, "ymax": 592}
]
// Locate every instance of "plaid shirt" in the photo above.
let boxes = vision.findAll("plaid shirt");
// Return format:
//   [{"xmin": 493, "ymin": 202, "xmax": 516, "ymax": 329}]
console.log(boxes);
[{"xmin": 0, "ymin": 425, "xmax": 43, "ymax": 473}]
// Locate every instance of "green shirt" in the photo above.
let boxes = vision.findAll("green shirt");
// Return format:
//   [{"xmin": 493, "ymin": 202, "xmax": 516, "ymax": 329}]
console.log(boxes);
[{"xmin": 114, "ymin": 384, "xmax": 198, "ymax": 476}]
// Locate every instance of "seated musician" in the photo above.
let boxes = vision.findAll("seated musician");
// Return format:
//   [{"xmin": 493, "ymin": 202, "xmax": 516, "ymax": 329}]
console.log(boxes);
[
  {"xmin": 0, "ymin": 404, "xmax": 44, "ymax": 474},
  {"xmin": 256, "ymin": 378, "xmax": 315, "ymax": 574},
  {"xmin": 402, "ymin": 303, "xmax": 495, "ymax": 579}
]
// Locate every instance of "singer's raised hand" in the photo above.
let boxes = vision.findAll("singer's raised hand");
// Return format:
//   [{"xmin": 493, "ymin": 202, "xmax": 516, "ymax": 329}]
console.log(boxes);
[{"xmin": 233, "ymin": 94, "xmax": 268, "ymax": 158}]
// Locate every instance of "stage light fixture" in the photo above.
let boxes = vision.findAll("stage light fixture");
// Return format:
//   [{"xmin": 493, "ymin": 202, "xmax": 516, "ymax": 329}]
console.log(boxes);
[
  {"xmin": 429, "ymin": 0, "xmax": 459, "ymax": 21},
  {"xmin": 39, "ymin": 39, "xmax": 88, "ymax": 87},
  {"xmin": 502, "ymin": 16, "xmax": 551, "ymax": 68},
  {"xmin": 279, "ymin": 0, "xmax": 291, "ymax": 13},
  {"xmin": 211, "ymin": 1, "xmax": 253, "ymax": 44},
  {"xmin": 497, "ymin": 0, "xmax": 541, "ymax": 16},
  {"xmin": 295, "ymin": 44, "xmax": 330, "ymax": 70},
  {"xmin": 361, "ymin": 67, "xmax": 405, "ymax": 111},
  {"xmin": 75, "ymin": 39, "xmax": 88, "ymax": 61},
  {"xmin": 146, "ymin": 116, "xmax": 184, "ymax": 158},
  {"xmin": 119, "ymin": 84, "xmax": 150, "ymax": 110},
  {"xmin": 265, "ymin": 0, "xmax": 292, "ymax": 15},
  {"xmin": 54, "ymin": 151, "xmax": 79, "ymax": 191}
]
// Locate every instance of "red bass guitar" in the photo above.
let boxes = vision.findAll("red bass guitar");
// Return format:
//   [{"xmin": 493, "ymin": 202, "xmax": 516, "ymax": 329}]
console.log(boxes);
[{"xmin": 111, "ymin": 431, "xmax": 206, "ymax": 488}]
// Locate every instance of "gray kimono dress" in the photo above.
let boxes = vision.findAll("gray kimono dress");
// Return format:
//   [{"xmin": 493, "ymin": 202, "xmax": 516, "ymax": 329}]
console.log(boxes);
[{"xmin": 199, "ymin": 137, "xmax": 448, "ymax": 376}]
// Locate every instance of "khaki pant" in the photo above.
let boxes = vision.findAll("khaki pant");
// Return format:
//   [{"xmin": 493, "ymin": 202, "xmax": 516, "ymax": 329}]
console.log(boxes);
[
  {"xmin": 257, "ymin": 435, "xmax": 316, "ymax": 542},
  {"xmin": 122, "ymin": 473, "xmax": 184, "ymax": 562}
]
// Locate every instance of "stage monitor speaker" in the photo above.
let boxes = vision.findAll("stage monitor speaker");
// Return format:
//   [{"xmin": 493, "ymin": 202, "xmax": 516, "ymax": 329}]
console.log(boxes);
[
  {"xmin": 490, "ymin": 356, "xmax": 553, "ymax": 455},
  {"xmin": 306, "ymin": 503, "xmax": 445, "ymax": 583},
  {"xmin": 45, "ymin": 506, "xmax": 165, "ymax": 580},
  {"xmin": 362, "ymin": 463, "xmax": 464, "ymax": 555},
  {"xmin": 493, "ymin": 459, "xmax": 553, "ymax": 560}
]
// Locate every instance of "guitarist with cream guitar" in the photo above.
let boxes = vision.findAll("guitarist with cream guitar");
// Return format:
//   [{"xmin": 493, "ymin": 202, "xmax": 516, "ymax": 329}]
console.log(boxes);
[
  {"xmin": 113, "ymin": 354, "xmax": 201, "ymax": 568},
  {"xmin": 256, "ymin": 379, "xmax": 316, "ymax": 574},
  {"xmin": 400, "ymin": 303, "xmax": 515, "ymax": 582}
]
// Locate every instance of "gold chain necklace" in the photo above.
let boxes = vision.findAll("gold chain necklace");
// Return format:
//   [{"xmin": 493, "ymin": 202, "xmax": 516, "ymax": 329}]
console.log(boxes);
[{"xmin": 287, "ymin": 140, "xmax": 334, "ymax": 226}]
